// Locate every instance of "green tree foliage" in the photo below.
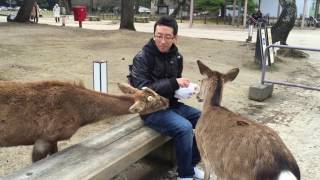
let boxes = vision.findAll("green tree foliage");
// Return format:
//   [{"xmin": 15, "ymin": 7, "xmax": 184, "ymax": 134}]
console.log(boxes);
[
  {"xmin": 135, "ymin": 0, "xmax": 150, "ymax": 8},
  {"xmin": 195, "ymin": 0, "xmax": 256, "ymax": 15},
  {"xmin": 246, "ymin": 0, "xmax": 256, "ymax": 14},
  {"xmin": 195, "ymin": 0, "xmax": 224, "ymax": 14}
]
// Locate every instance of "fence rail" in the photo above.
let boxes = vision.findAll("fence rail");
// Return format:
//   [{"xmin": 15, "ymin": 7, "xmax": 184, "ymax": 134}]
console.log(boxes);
[{"xmin": 261, "ymin": 44, "xmax": 320, "ymax": 91}]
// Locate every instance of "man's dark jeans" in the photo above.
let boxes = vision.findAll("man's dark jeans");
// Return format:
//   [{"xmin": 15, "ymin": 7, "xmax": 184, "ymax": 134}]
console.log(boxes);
[{"xmin": 143, "ymin": 103, "xmax": 201, "ymax": 178}]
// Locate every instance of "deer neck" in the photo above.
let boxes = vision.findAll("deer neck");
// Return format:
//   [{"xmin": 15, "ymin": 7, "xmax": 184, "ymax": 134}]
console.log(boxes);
[
  {"xmin": 76, "ymin": 90, "xmax": 135, "ymax": 125},
  {"xmin": 203, "ymin": 92, "xmax": 217, "ymax": 113},
  {"xmin": 203, "ymin": 78, "xmax": 223, "ymax": 112}
]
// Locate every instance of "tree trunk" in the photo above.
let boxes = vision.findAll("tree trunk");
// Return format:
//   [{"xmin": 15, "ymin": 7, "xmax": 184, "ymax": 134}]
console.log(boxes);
[
  {"xmin": 316, "ymin": 0, "xmax": 320, "ymax": 18},
  {"xmin": 223, "ymin": 0, "xmax": 227, "ymax": 23},
  {"xmin": 61, "ymin": 0, "xmax": 72, "ymax": 15},
  {"xmin": 301, "ymin": 0, "xmax": 308, "ymax": 28},
  {"xmin": 271, "ymin": 0, "xmax": 297, "ymax": 45},
  {"xmin": 243, "ymin": 0, "xmax": 248, "ymax": 27},
  {"xmin": 120, "ymin": 0, "xmax": 136, "ymax": 31},
  {"xmin": 171, "ymin": 0, "xmax": 186, "ymax": 18},
  {"xmin": 14, "ymin": 0, "xmax": 35, "ymax": 22},
  {"xmin": 232, "ymin": 0, "xmax": 237, "ymax": 25},
  {"xmin": 236, "ymin": 0, "xmax": 241, "ymax": 27}
]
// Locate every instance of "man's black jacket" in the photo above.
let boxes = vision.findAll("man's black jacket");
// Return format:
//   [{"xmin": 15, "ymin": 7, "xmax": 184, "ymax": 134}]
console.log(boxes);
[{"xmin": 129, "ymin": 38, "xmax": 183, "ymax": 106}]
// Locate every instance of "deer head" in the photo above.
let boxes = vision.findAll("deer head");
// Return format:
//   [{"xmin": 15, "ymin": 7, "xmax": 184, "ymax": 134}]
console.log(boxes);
[
  {"xmin": 117, "ymin": 83, "xmax": 169, "ymax": 114},
  {"xmin": 196, "ymin": 60, "xmax": 239, "ymax": 106}
]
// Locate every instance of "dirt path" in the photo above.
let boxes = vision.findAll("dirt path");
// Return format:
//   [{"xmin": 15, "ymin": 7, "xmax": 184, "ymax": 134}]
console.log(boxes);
[{"xmin": 0, "ymin": 22, "xmax": 319, "ymax": 179}]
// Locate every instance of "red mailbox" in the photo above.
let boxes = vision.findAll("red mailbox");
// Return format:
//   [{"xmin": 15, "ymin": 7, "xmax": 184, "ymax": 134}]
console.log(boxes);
[{"xmin": 72, "ymin": 6, "xmax": 86, "ymax": 22}]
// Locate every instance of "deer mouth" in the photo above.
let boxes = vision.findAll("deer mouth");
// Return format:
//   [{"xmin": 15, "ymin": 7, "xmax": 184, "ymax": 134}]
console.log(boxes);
[
  {"xmin": 161, "ymin": 98, "xmax": 169, "ymax": 108},
  {"xmin": 197, "ymin": 95, "xmax": 204, "ymax": 102}
]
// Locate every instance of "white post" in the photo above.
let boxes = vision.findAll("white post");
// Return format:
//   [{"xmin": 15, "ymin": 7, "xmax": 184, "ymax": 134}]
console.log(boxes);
[
  {"xmin": 232, "ymin": 0, "xmax": 237, "ymax": 25},
  {"xmin": 189, "ymin": 0, "xmax": 194, "ymax": 28},
  {"xmin": 150, "ymin": 0, "xmax": 157, "ymax": 16},
  {"xmin": 301, "ymin": 0, "xmax": 308, "ymax": 28},
  {"xmin": 243, "ymin": 0, "xmax": 248, "ymax": 27},
  {"xmin": 93, "ymin": 60, "xmax": 108, "ymax": 93}
]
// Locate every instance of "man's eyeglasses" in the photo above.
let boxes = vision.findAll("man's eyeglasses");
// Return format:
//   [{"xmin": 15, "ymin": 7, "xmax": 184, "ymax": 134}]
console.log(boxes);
[{"xmin": 154, "ymin": 35, "xmax": 175, "ymax": 41}]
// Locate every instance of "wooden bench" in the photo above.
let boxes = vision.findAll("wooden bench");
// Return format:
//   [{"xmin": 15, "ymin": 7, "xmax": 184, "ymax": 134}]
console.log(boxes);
[
  {"xmin": 134, "ymin": 17, "xmax": 149, "ymax": 23},
  {"xmin": 88, "ymin": 16, "xmax": 100, "ymax": 21},
  {"xmin": 3, "ymin": 116, "xmax": 173, "ymax": 180}
]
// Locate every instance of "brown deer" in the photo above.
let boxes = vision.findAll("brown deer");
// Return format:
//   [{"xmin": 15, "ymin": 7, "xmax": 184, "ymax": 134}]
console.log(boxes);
[
  {"xmin": 0, "ymin": 80, "xmax": 168, "ymax": 162},
  {"xmin": 195, "ymin": 60, "xmax": 300, "ymax": 180}
]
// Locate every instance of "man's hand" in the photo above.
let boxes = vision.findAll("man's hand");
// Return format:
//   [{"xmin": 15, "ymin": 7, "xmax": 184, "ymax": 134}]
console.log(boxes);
[{"xmin": 177, "ymin": 78, "xmax": 190, "ymax": 88}]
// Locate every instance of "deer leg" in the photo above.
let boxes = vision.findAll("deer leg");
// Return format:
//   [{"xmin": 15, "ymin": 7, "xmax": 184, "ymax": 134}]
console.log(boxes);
[
  {"xmin": 32, "ymin": 139, "xmax": 58, "ymax": 162},
  {"xmin": 203, "ymin": 158, "xmax": 211, "ymax": 180},
  {"xmin": 48, "ymin": 141, "xmax": 58, "ymax": 155},
  {"xmin": 195, "ymin": 135, "xmax": 211, "ymax": 180}
]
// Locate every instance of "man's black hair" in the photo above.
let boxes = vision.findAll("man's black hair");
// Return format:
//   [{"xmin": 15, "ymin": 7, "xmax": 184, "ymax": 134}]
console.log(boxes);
[{"xmin": 153, "ymin": 16, "xmax": 178, "ymax": 36}]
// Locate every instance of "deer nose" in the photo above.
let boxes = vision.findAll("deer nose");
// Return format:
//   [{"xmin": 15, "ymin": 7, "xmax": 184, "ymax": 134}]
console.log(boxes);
[
  {"xmin": 162, "ymin": 98, "xmax": 169, "ymax": 107},
  {"xmin": 196, "ymin": 95, "xmax": 204, "ymax": 102}
]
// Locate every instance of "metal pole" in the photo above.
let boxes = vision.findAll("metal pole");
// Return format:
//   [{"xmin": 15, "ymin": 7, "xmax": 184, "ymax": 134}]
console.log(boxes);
[
  {"xmin": 232, "ymin": 0, "xmax": 237, "ymax": 25},
  {"xmin": 243, "ymin": 0, "xmax": 248, "ymax": 27},
  {"xmin": 316, "ymin": 0, "xmax": 320, "ymax": 18},
  {"xmin": 179, "ymin": 0, "xmax": 183, "ymax": 23},
  {"xmin": 189, "ymin": 0, "xmax": 194, "ymax": 28},
  {"xmin": 301, "ymin": 0, "xmax": 308, "ymax": 28},
  {"xmin": 91, "ymin": 0, "xmax": 95, "ymax": 15},
  {"xmin": 259, "ymin": 0, "xmax": 261, "ymax": 9},
  {"xmin": 237, "ymin": 0, "xmax": 241, "ymax": 27},
  {"xmin": 263, "ymin": 80, "xmax": 320, "ymax": 91}
]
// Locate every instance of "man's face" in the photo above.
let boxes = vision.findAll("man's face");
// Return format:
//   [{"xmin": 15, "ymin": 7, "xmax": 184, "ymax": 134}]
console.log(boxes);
[{"xmin": 153, "ymin": 25, "xmax": 177, "ymax": 53}]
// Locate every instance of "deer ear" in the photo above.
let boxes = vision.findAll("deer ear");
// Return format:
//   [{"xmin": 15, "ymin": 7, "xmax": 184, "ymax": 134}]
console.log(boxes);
[
  {"xmin": 142, "ymin": 87, "xmax": 158, "ymax": 96},
  {"xmin": 224, "ymin": 68, "xmax": 239, "ymax": 82},
  {"xmin": 197, "ymin": 60, "xmax": 212, "ymax": 77},
  {"xmin": 117, "ymin": 83, "xmax": 138, "ymax": 94}
]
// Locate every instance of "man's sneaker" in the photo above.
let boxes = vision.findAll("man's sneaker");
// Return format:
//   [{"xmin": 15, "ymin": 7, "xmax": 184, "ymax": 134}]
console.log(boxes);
[
  {"xmin": 193, "ymin": 166, "xmax": 205, "ymax": 179},
  {"xmin": 177, "ymin": 178, "xmax": 193, "ymax": 180}
]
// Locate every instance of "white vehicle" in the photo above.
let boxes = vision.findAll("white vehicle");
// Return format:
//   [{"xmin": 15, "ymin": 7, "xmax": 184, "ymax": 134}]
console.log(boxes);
[
  {"xmin": 138, "ymin": 6, "xmax": 150, "ymax": 13},
  {"xmin": 0, "ymin": 6, "xmax": 8, "ymax": 11}
]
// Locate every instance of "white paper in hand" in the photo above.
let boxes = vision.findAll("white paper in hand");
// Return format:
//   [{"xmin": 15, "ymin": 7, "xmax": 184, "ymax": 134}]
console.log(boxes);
[{"xmin": 174, "ymin": 83, "xmax": 200, "ymax": 100}]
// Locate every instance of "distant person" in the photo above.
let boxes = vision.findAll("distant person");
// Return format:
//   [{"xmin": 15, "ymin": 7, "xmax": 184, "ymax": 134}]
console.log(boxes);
[
  {"xmin": 252, "ymin": 9, "xmax": 263, "ymax": 23},
  {"xmin": 246, "ymin": 9, "xmax": 263, "ymax": 42},
  {"xmin": 61, "ymin": 6, "xmax": 67, "ymax": 26},
  {"xmin": 53, "ymin": 3, "xmax": 60, "ymax": 23}
]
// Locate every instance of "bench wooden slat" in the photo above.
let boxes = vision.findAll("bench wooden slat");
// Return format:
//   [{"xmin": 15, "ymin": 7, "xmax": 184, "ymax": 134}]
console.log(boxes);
[
  {"xmin": 3, "ymin": 116, "xmax": 171, "ymax": 180},
  {"xmin": 85, "ymin": 127, "xmax": 171, "ymax": 180}
]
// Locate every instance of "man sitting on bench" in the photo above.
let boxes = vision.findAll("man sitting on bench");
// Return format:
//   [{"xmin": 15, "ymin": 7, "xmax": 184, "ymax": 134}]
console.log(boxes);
[{"xmin": 128, "ymin": 16, "xmax": 204, "ymax": 180}]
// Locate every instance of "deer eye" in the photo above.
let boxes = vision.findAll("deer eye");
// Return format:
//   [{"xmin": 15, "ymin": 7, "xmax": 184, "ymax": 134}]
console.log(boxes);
[{"xmin": 147, "ymin": 96, "xmax": 155, "ymax": 102}]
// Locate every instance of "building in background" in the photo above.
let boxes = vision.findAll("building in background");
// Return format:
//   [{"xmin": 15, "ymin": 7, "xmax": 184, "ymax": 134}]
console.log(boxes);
[{"xmin": 255, "ymin": 0, "xmax": 319, "ymax": 18}]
